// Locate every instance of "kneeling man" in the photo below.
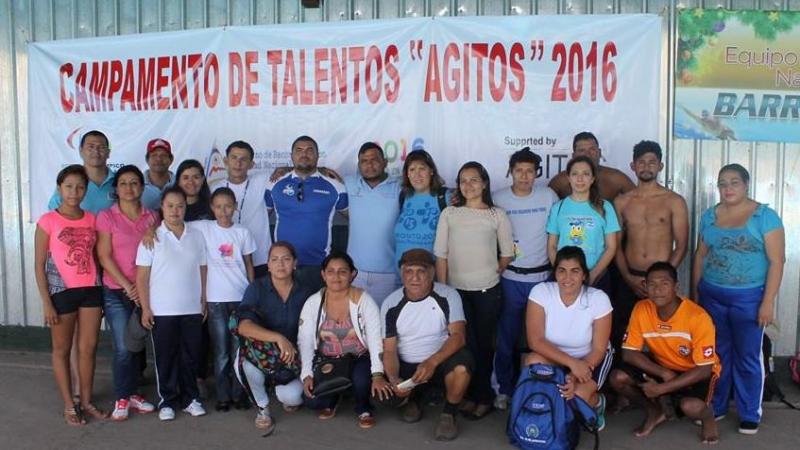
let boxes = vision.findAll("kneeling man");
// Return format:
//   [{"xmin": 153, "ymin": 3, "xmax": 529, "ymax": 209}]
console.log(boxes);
[
  {"xmin": 380, "ymin": 249, "xmax": 473, "ymax": 441},
  {"xmin": 609, "ymin": 262, "xmax": 720, "ymax": 444}
]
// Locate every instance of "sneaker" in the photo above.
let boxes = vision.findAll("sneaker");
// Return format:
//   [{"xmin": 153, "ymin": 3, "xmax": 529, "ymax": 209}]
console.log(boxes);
[
  {"xmin": 182, "ymin": 400, "xmax": 207, "ymax": 417},
  {"xmin": 358, "ymin": 412, "xmax": 376, "ymax": 429},
  {"xmin": 738, "ymin": 421, "xmax": 759, "ymax": 435},
  {"xmin": 158, "ymin": 407, "xmax": 175, "ymax": 421},
  {"xmin": 595, "ymin": 393, "xmax": 607, "ymax": 432},
  {"xmin": 129, "ymin": 395, "xmax": 155, "ymax": 413},
  {"xmin": 435, "ymin": 413, "xmax": 458, "ymax": 441},
  {"xmin": 493, "ymin": 394, "xmax": 510, "ymax": 411},
  {"xmin": 111, "ymin": 399, "xmax": 129, "ymax": 421},
  {"xmin": 402, "ymin": 400, "xmax": 422, "ymax": 423}
]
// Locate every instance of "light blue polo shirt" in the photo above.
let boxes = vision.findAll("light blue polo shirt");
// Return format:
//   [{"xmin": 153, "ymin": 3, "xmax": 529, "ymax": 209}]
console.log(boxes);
[
  {"xmin": 264, "ymin": 170, "xmax": 348, "ymax": 266},
  {"xmin": 141, "ymin": 170, "xmax": 175, "ymax": 211},
  {"xmin": 48, "ymin": 167, "xmax": 116, "ymax": 214},
  {"xmin": 345, "ymin": 175, "xmax": 401, "ymax": 273}
]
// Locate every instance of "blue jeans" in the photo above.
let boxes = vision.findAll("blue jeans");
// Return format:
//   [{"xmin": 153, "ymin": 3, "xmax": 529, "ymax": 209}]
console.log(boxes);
[
  {"xmin": 207, "ymin": 302, "xmax": 244, "ymax": 402},
  {"xmin": 103, "ymin": 287, "xmax": 138, "ymax": 399},
  {"xmin": 699, "ymin": 279, "xmax": 765, "ymax": 423},
  {"xmin": 495, "ymin": 277, "xmax": 541, "ymax": 396},
  {"xmin": 304, "ymin": 353, "xmax": 373, "ymax": 415}
]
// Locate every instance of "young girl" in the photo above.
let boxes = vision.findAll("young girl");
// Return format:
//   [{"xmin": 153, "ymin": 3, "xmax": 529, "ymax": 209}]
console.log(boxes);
[
  {"xmin": 35, "ymin": 164, "xmax": 106, "ymax": 425},
  {"xmin": 136, "ymin": 186, "xmax": 208, "ymax": 421},
  {"xmin": 194, "ymin": 187, "xmax": 256, "ymax": 411}
]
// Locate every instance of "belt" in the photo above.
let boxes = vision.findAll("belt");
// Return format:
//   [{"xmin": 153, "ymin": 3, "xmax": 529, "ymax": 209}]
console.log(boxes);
[{"xmin": 506, "ymin": 263, "xmax": 552, "ymax": 275}]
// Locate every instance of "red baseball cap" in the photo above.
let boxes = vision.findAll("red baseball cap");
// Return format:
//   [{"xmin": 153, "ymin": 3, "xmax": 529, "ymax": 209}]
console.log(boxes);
[{"xmin": 146, "ymin": 138, "xmax": 172, "ymax": 155}]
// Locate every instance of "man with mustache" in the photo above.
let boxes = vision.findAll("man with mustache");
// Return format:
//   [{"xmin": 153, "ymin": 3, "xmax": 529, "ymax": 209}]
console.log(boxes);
[{"xmin": 612, "ymin": 141, "xmax": 689, "ymax": 372}]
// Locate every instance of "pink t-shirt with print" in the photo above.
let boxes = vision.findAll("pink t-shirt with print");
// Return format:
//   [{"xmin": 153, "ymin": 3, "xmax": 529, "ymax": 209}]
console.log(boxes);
[
  {"xmin": 37, "ymin": 210, "xmax": 98, "ymax": 288},
  {"xmin": 96, "ymin": 204, "xmax": 159, "ymax": 289}
]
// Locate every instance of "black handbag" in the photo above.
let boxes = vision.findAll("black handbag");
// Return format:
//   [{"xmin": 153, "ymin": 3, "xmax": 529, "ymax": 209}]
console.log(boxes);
[{"xmin": 311, "ymin": 289, "xmax": 354, "ymax": 397}]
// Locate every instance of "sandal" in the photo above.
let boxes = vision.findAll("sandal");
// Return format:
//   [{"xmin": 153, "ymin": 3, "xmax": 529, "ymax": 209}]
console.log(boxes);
[
  {"xmin": 81, "ymin": 403, "xmax": 109, "ymax": 421},
  {"xmin": 64, "ymin": 405, "xmax": 85, "ymax": 426}
]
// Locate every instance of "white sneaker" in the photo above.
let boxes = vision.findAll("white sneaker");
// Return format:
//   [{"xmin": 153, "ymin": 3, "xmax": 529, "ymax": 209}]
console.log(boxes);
[
  {"xmin": 493, "ymin": 394, "xmax": 510, "ymax": 411},
  {"xmin": 159, "ymin": 407, "xmax": 176, "ymax": 421},
  {"xmin": 129, "ymin": 394, "xmax": 155, "ymax": 413},
  {"xmin": 111, "ymin": 399, "xmax": 130, "ymax": 421},
  {"xmin": 182, "ymin": 399, "xmax": 206, "ymax": 417}
]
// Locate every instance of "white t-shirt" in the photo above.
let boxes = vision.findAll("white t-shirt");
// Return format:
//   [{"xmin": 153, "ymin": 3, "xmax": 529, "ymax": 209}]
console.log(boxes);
[
  {"xmin": 136, "ymin": 223, "xmax": 207, "ymax": 316},
  {"xmin": 529, "ymin": 282, "xmax": 612, "ymax": 359},
  {"xmin": 493, "ymin": 186, "xmax": 559, "ymax": 283},
  {"xmin": 381, "ymin": 282, "xmax": 465, "ymax": 364},
  {"xmin": 193, "ymin": 220, "xmax": 256, "ymax": 303},
  {"xmin": 210, "ymin": 172, "xmax": 271, "ymax": 266}
]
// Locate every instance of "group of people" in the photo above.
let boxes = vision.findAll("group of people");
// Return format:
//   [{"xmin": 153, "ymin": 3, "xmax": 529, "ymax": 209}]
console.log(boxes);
[{"xmin": 35, "ymin": 129, "xmax": 784, "ymax": 444}]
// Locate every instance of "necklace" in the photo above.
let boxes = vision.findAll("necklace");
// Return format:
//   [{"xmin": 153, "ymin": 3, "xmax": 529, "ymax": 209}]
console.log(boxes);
[{"xmin": 226, "ymin": 178, "xmax": 250, "ymax": 224}]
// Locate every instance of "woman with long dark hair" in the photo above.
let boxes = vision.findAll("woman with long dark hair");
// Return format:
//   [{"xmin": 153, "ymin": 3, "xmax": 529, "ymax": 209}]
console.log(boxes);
[
  {"xmin": 434, "ymin": 161, "xmax": 514, "ymax": 419},
  {"xmin": 175, "ymin": 159, "xmax": 212, "ymax": 221},
  {"xmin": 96, "ymin": 165, "xmax": 158, "ymax": 421},
  {"xmin": 524, "ymin": 246, "xmax": 613, "ymax": 430},
  {"xmin": 546, "ymin": 156, "xmax": 620, "ymax": 288}
]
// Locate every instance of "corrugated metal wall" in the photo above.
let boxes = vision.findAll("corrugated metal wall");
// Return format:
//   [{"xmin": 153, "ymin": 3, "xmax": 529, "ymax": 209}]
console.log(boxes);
[{"xmin": 1, "ymin": 0, "xmax": 799, "ymax": 354}]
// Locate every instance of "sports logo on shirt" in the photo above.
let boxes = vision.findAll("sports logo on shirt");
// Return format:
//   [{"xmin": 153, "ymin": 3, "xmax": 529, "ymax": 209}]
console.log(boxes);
[
  {"xmin": 678, "ymin": 345, "xmax": 690, "ymax": 356},
  {"xmin": 282, "ymin": 184, "xmax": 296, "ymax": 197},
  {"xmin": 703, "ymin": 346, "xmax": 714, "ymax": 358},
  {"xmin": 657, "ymin": 323, "xmax": 672, "ymax": 331},
  {"xmin": 218, "ymin": 243, "xmax": 234, "ymax": 258}
]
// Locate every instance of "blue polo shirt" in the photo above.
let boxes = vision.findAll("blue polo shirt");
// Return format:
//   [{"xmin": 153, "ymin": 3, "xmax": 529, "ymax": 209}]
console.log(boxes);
[
  {"xmin": 141, "ymin": 170, "xmax": 175, "ymax": 211},
  {"xmin": 264, "ymin": 170, "xmax": 348, "ymax": 266},
  {"xmin": 48, "ymin": 167, "xmax": 116, "ymax": 214},
  {"xmin": 345, "ymin": 175, "xmax": 401, "ymax": 273}
]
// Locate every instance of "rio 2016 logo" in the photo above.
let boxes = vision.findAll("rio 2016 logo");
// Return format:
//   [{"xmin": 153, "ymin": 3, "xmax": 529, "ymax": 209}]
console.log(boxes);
[{"xmin": 378, "ymin": 137, "xmax": 425, "ymax": 164}]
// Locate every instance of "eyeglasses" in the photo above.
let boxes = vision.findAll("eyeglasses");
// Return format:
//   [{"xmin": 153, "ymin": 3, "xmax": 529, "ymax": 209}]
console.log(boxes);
[{"xmin": 296, "ymin": 181, "xmax": 304, "ymax": 202}]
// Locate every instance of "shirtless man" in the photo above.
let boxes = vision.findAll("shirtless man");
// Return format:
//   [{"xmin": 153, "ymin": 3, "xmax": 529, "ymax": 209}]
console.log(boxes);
[
  {"xmin": 548, "ymin": 131, "xmax": 635, "ymax": 201},
  {"xmin": 612, "ymin": 141, "xmax": 689, "ymax": 352}
]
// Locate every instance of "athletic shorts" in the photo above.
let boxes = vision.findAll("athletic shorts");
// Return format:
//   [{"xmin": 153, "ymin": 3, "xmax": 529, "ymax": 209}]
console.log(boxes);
[
  {"xmin": 398, "ymin": 347, "xmax": 475, "ymax": 386},
  {"xmin": 51, "ymin": 286, "xmax": 103, "ymax": 315},
  {"xmin": 620, "ymin": 362, "xmax": 717, "ymax": 405}
]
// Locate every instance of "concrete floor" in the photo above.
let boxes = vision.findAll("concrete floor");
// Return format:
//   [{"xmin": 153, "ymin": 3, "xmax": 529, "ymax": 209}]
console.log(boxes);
[{"xmin": 2, "ymin": 350, "xmax": 799, "ymax": 450}]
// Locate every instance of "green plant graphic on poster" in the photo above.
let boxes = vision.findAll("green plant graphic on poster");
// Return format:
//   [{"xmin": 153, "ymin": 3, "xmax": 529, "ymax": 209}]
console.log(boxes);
[{"xmin": 675, "ymin": 9, "xmax": 800, "ymax": 143}]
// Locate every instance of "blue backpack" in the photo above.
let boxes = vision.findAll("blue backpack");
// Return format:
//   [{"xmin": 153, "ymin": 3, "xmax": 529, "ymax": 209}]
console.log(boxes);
[{"xmin": 507, "ymin": 364, "xmax": 600, "ymax": 450}]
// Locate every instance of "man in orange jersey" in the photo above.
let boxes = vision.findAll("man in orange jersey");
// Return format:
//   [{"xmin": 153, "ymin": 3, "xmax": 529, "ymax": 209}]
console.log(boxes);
[{"xmin": 608, "ymin": 262, "xmax": 720, "ymax": 445}]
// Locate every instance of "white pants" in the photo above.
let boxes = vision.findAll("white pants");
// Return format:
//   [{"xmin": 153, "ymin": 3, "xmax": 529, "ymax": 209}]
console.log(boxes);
[
  {"xmin": 352, "ymin": 271, "xmax": 399, "ymax": 307},
  {"xmin": 234, "ymin": 359, "xmax": 304, "ymax": 409}
]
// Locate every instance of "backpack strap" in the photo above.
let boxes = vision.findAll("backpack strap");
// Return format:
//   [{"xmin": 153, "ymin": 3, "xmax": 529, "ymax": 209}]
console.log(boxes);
[
  {"xmin": 436, "ymin": 187, "xmax": 448, "ymax": 211},
  {"xmin": 569, "ymin": 396, "xmax": 600, "ymax": 450}
]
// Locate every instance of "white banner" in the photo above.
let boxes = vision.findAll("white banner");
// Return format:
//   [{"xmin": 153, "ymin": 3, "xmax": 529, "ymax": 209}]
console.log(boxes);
[{"xmin": 29, "ymin": 15, "xmax": 662, "ymax": 219}]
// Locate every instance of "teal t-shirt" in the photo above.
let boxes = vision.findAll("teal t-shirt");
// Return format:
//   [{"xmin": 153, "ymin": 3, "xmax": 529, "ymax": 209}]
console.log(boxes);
[
  {"xmin": 545, "ymin": 197, "xmax": 620, "ymax": 270},
  {"xmin": 700, "ymin": 203, "xmax": 783, "ymax": 288}
]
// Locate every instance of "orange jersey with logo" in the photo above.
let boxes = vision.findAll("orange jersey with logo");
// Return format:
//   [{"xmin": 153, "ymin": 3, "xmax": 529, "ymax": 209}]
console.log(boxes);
[{"xmin": 622, "ymin": 298, "xmax": 721, "ymax": 377}]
